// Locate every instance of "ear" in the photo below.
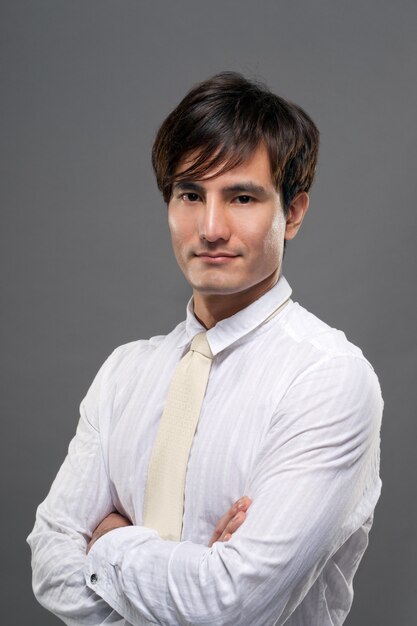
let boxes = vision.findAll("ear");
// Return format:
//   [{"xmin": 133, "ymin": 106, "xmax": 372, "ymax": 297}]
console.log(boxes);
[{"xmin": 284, "ymin": 192, "xmax": 309, "ymax": 240}]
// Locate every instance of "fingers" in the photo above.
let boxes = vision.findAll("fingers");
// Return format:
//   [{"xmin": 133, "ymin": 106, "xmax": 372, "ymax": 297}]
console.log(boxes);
[
  {"xmin": 218, "ymin": 509, "xmax": 246, "ymax": 543},
  {"xmin": 211, "ymin": 496, "xmax": 251, "ymax": 541},
  {"xmin": 87, "ymin": 512, "xmax": 132, "ymax": 554},
  {"xmin": 235, "ymin": 496, "xmax": 252, "ymax": 512},
  {"xmin": 208, "ymin": 496, "xmax": 252, "ymax": 547}
]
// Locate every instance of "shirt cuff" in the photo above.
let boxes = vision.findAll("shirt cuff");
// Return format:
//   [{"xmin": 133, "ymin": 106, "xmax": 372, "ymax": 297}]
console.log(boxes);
[{"xmin": 84, "ymin": 525, "xmax": 161, "ymax": 625}]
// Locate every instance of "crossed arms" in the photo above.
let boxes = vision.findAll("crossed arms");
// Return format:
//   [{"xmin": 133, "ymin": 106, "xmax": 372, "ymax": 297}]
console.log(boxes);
[
  {"xmin": 86, "ymin": 496, "xmax": 252, "ymax": 555},
  {"xmin": 28, "ymin": 352, "xmax": 382, "ymax": 625}
]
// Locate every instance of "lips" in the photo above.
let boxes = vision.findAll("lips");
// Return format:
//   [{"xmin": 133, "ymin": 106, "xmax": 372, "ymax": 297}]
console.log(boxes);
[
  {"xmin": 195, "ymin": 253, "xmax": 239, "ymax": 258},
  {"xmin": 194, "ymin": 252, "xmax": 239, "ymax": 264}
]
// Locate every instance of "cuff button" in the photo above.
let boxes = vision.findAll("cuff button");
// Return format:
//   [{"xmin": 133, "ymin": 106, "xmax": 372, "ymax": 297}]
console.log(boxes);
[{"xmin": 90, "ymin": 574, "xmax": 98, "ymax": 584}]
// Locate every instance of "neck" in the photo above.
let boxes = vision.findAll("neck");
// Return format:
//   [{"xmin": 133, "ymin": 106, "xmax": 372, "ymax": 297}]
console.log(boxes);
[{"xmin": 192, "ymin": 271, "xmax": 280, "ymax": 330}]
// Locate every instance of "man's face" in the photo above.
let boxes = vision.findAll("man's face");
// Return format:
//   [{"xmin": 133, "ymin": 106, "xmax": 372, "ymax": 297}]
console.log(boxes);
[{"xmin": 167, "ymin": 143, "xmax": 289, "ymax": 299}]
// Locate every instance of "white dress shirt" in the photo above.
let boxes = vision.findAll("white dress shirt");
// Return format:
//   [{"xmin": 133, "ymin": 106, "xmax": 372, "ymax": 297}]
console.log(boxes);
[{"xmin": 27, "ymin": 277, "xmax": 383, "ymax": 626}]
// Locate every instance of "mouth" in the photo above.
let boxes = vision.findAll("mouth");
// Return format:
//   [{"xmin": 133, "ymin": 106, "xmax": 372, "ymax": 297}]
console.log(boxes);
[{"xmin": 194, "ymin": 252, "xmax": 240, "ymax": 264}]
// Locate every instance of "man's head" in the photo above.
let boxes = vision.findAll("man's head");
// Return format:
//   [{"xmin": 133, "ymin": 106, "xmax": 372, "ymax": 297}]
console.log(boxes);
[
  {"xmin": 152, "ymin": 72, "xmax": 319, "ymax": 323},
  {"xmin": 152, "ymin": 71, "xmax": 319, "ymax": 217}
]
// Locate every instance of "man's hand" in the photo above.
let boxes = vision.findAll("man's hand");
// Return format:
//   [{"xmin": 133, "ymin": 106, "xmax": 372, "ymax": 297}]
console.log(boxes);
[
  {"xmin": 208, "ymin": 496, "xmax": 252, "ymax": 547},
  {"xmin": 86, "ymin": 512, "xmax": 132, "ymax": 553},
  {"xmin": 86, "ymin": 497, "xmax": 252, "ymax": 554}
]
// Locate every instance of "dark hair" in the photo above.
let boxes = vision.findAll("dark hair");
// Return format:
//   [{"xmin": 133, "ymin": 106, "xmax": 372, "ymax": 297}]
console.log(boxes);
[{"xmin": 152, "ymin": 72, "xmax": 319, "ymax": 216}]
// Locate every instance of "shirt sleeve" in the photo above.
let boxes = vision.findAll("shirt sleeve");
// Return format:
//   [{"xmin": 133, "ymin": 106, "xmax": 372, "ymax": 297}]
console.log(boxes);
[
  {"xmin": 27, "ymin": 351, "xmax": 130, "ymax": 625},
  {"xmin": 84, "ymin": 355, "xmax": 383, "ymax": 626}
]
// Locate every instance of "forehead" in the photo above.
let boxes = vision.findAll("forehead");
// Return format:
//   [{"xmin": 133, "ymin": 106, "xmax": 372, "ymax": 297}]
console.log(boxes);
[{"xmin": 174, "ymin": 142, "xmax": 274, "ymax": 186}]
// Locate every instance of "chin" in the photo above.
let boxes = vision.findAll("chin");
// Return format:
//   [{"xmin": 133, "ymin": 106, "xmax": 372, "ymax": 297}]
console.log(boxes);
[{"xmin": 190, "ymin": 281, "xmax": 249, "ymax": 296}]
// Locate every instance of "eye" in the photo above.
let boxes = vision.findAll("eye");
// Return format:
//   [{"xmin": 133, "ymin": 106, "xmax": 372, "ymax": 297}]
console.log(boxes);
[
  {"xmin": 234, "ymin": 195, "xmax": 253, "ymax": 204},
  {"xmin": 181, "ymin": 192, "xmax": 200, "ymax": 202}
]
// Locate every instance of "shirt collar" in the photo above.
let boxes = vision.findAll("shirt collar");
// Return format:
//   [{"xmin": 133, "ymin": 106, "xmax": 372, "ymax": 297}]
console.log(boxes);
[{"xmin": 180, "ymin": 275, "xmax": 292, "ymax": 356}]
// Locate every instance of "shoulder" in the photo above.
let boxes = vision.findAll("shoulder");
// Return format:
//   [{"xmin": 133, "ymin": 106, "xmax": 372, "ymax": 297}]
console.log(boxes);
[
  {"xmin": 274, "ymin": 300, "xmax": 383, "ymax": 417},
  {"xmin": 104, "ymin": 320, "xmax": 187, "ymax": 381},
  {"xmin": 281, "ymin": 301, "xmax": 366, "ymax": 362},
  {"xmin": 88, "ymin": 320, "xmax": 185, "ymax": 394},
  {"xmin": 81, "ymin": 320, "xmax": 186, "ymax": 422},
  {"xmin": 277, "ymin": 302, "xmax": 383, "ymax": 431}
]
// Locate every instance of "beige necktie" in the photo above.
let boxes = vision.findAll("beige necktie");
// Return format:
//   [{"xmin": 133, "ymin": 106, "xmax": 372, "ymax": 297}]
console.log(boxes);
[{"xmin": 143, "ymin": 332, "xmax": 213, "ymax": 541}]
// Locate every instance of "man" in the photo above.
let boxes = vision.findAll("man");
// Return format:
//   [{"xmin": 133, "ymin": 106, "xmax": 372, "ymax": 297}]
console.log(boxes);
[{"xmin": 28, "ymin": 72, "xmax": 383, "ymax": 625}]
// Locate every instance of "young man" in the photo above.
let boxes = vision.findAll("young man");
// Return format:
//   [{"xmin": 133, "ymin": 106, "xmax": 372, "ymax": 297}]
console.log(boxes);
[{"xmin": 28, "ymin": 72, "xmax": 383, "ymax": 625}]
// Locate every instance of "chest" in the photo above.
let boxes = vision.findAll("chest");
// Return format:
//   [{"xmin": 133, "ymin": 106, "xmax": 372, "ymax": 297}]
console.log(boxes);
[{"xmin": 104, "ymin": 342, "xmax": 289, "ymax": 543}]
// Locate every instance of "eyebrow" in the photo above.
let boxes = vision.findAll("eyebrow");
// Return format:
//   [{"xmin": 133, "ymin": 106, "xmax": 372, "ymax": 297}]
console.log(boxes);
[{"xmin": 173, "ymin": 181, "xmax": 271, "ymax": 198}]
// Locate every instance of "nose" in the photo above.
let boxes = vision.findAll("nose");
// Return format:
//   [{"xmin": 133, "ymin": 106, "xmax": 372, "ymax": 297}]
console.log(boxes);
[{"xmin": 200, "ymin": 197, "xmax": 231, "ymax": 243}]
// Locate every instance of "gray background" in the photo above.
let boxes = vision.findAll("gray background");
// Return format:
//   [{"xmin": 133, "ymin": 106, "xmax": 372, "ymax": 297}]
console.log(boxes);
[{"xmin": 1, "ymin": 1, "xmax": 416, "ymax": 624}]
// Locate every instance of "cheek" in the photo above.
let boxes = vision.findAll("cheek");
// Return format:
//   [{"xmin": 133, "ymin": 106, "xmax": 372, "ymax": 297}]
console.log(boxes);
[
  {"xmin": 167, "ymin": 209, "xmax": 179, "ymax": 238},
  {"xmin": 255, "ymin": 215, "xmax": 286, "ymax": 259},
  {"xmin": 168, "ymin": 210, "xmax": 190, "ymax": 246},
  {"xmin": 167, "ymin": 210, "xmax": 198, "ymax": 273}
]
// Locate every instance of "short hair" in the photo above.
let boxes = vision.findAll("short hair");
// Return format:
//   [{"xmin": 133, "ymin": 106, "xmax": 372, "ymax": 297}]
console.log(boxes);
[{"xmin": 152, "ymin": 71, "xmax": 319, "ymax": 216}]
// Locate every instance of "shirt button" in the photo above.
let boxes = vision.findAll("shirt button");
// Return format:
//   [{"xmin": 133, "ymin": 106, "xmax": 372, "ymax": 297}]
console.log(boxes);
[{"xmin": 90, "ymin": 574, "xmax": 98, "ymax": 584}]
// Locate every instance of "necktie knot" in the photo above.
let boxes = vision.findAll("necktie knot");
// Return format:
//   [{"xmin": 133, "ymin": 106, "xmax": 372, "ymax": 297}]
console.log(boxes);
[{"xmin": 190, "ymin": 332, "xmax": 213, "ymax": 359}]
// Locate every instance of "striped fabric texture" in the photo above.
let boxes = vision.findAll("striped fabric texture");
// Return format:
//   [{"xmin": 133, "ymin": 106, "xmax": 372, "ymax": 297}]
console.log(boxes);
[{"xmin": 27, "ymin": 276, "xmax": 383, "ymax": 626}]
